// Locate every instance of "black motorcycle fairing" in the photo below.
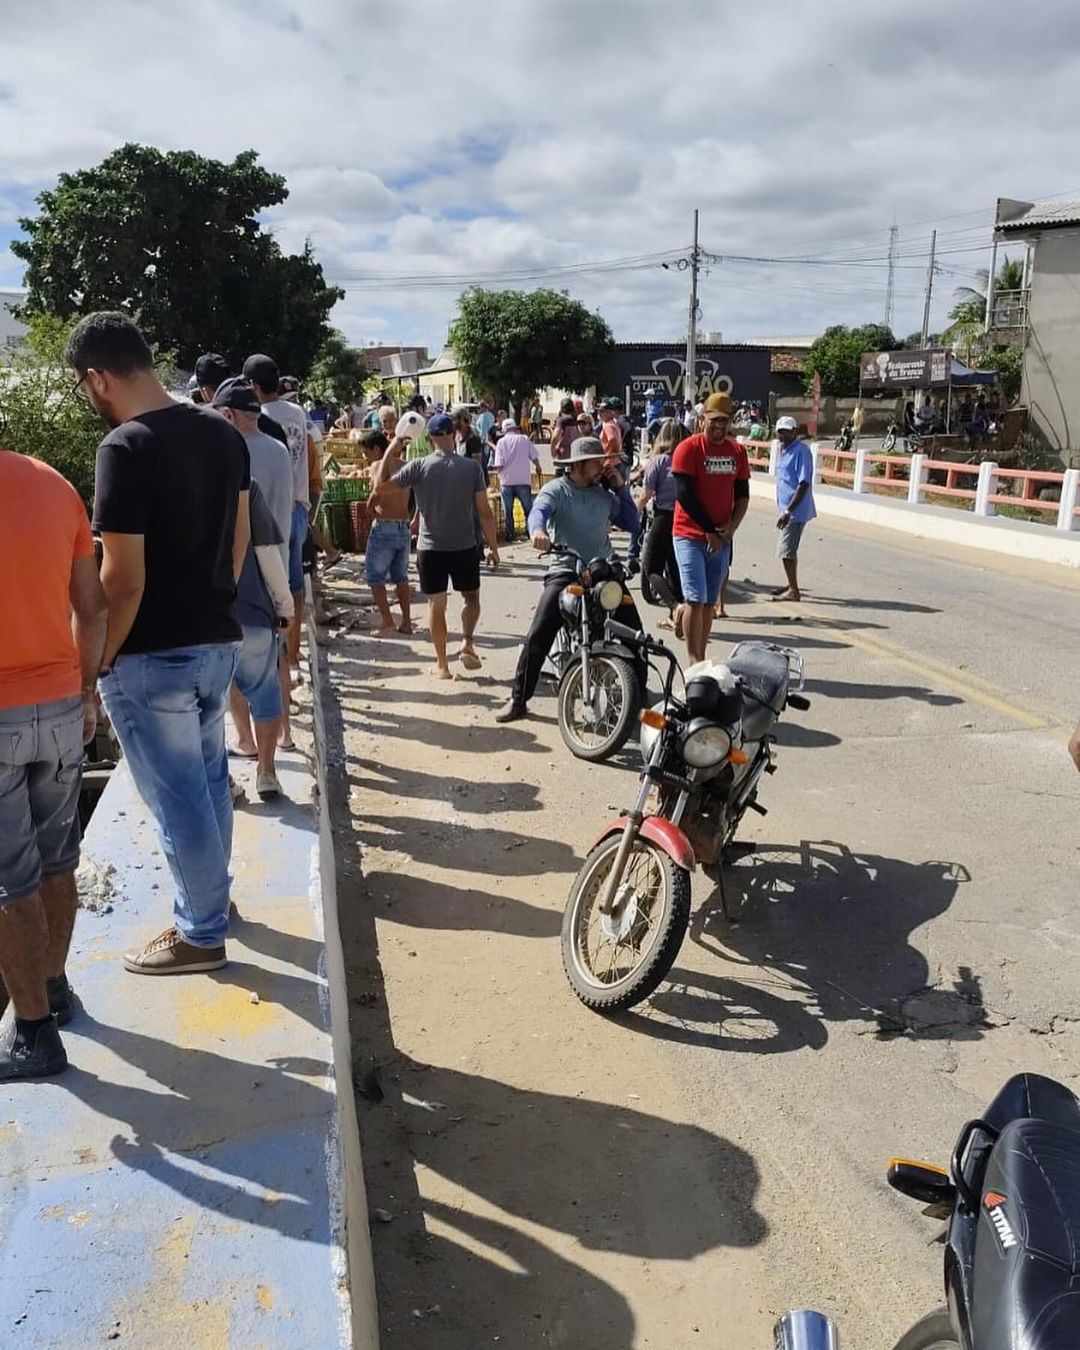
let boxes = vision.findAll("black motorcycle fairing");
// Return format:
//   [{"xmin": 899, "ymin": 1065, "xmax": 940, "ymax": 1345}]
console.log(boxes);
[
  {"xmin": 967, "ymin": 1116, "xmax": 1080, "ymax": 1350},
  {"xmin": 726, "ymin": 647, "xmax": 790, "ymax": 741},
  {"xmin": 980, "ymin": 1074, "xmax": 1080, "ymax": 1137},
  {"xmin": 945, "ymin": 1075, "xmax": 1080, "ymax": 1350}
]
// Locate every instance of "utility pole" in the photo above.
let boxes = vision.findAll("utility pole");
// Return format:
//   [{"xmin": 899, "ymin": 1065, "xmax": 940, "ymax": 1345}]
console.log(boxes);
[
  {"xmin": 920, "ymin": 228, "xmax": 937, "ymax": 347},
  {"xmin": 983, "ymin": 232, "xmax": 1000, "ymax": 334},
  {"xmin": 684, "ymin": 209, "xmax": 700, "ymax": 407},
  {"xmin": 884, "ymin": 223, "xmax": 898, "ymax": 330}
]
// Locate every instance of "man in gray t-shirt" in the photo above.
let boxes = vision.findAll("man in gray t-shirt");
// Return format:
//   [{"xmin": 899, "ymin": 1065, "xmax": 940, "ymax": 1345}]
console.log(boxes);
[
  {"xmin": 378, "ymin": 414, "xmax": 500, "ymax": 680},
  {"xmin": 212, "ymin": 380, "xmax": 293, "ymax": 570}
]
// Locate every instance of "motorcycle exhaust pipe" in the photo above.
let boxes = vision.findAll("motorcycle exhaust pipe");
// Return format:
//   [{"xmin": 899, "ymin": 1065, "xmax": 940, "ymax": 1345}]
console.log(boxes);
[{"xmin": 773, "ymin": 1309, "xmax": 839, "ymax": 1350}]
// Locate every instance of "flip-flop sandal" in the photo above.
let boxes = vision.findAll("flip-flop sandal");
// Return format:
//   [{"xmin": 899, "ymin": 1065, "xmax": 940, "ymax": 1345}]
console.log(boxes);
[
  {"xmin": 460, "ymin": 651, "xmax": 482, "ymax": 671},
  {"xmin": 227, "ymin": 746, "xmax": 258, "ymax": 759},
  {"xmin": 278, "ymin": 739, "xmax": 298, "ymax": 752}
]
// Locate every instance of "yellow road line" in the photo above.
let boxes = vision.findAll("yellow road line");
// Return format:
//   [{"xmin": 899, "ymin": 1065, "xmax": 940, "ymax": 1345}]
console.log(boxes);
[{"xmin": 770, "ymin": 601, "xmax": 1055, "ymax": 731}]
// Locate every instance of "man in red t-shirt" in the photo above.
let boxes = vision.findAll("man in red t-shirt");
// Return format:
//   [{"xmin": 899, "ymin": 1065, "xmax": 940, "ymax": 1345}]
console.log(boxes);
[
  {"xmin": 0, "ymin": 451, "xmax": 107, "ymax": 1079},
  {"xmin": 671, "ymin": 392, "xmax": 750, "ymax": 663}
]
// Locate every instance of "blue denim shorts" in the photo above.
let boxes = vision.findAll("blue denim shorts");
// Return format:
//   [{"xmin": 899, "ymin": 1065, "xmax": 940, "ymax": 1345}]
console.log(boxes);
[
  {"xmin": 288, "ymin": 502, "xmax": 309, "ymax": 594},
  {"xmin": 673, "ymin": 535, "xmax": 731, "ymax": 605},
  {"xmin": 234, "ymin": 625, "xmax": 282, "ymax": 722},
  {"xmin": 0, "ymin": 695, "xmax": 84, "ymax": 906},
  {"xmin": 364, "ymin": 518, "xmax": 411, "ymax": 587}
]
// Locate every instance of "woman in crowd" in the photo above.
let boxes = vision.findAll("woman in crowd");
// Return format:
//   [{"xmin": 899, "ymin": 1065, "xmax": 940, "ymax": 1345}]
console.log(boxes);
[{"xmin": 636, "ymin": 418, "xmax": 686, "ymax": 632}]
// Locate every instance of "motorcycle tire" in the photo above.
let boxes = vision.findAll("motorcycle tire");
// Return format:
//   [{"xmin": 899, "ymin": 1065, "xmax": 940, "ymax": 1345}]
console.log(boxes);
[
  {"xmin": 883, "ymin": 429, "xmax": 897, "ymax": 452},
  {"xmin": 557, "ymin": 655, "xmax": 640, "ymax": 762},
  {"xmin": 561, "ymin": 835, "xmax": 691, "ymax": 1012},
  {"xmin": 891, "ymin": 1308, "xmax": 958, "ymax": 1350}
]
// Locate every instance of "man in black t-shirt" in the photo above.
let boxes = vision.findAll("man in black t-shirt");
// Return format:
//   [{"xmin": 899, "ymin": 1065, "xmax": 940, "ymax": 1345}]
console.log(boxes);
[
  {"xmin": 453, "ymin": 406, "xmax": 489, "ymax": 483},
  {"xmin": 67, "ymin": 312, "xmax": 251, "ymax": 978}
]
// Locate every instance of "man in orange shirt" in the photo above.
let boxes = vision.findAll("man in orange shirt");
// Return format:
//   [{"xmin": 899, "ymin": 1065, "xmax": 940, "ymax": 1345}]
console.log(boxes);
[{"xmin": 0, "ymin": 450, "xmax": 107, "ymax": 1079}]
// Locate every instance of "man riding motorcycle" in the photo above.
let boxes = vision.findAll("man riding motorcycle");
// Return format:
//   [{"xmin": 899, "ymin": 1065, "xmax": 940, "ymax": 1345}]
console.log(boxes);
[{"xmin": 495, "ymin": 436, "xmax": 642, "ymax": 724}]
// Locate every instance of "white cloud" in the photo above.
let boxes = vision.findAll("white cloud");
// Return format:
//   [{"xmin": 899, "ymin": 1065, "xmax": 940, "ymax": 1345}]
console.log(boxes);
[{"xmin": 1, "ymin": 0, "xmax": 1078, "ymax": 351}]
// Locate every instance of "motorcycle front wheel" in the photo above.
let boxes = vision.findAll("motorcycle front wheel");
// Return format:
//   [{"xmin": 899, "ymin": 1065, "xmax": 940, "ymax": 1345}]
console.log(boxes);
[
  {"xmin": 883, "ymin": 428, "xmax": 897, "ymax": 452},
  {"xmin": 557, "ymin": 654, "xmax": 639, "ymax": 762},
  {"xmin": 891, "ymin": 1308, "xmax": 958, "ymax": 1350},
  {"xmin": 561, "ymin": 834, "xmax": 691, "ymax": 1012}
]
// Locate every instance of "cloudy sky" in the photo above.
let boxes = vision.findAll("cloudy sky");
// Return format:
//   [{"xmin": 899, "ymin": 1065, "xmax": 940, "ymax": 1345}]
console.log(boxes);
[{"xmin": 3, "ymin": 0, "xmax": 1079, "ymax": 354}]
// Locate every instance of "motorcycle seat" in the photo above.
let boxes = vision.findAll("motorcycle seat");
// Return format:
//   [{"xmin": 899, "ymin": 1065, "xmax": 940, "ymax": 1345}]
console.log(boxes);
[
  {"xmin": 726, "ymin": 648, "xmax": 790, "ymax": 740},
  {"xmin": 970, "ymin": 1116, "xmax": 1080, "ymax": 1350}
]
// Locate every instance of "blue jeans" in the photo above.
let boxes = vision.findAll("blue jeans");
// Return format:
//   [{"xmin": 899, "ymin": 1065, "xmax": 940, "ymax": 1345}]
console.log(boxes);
[
  {"xmin": 619, "ymin": 486, "xmax": 643, "ymax": 563},
  {"xmin": 500, "ymin": 484, "xmax": 534, "ymax": 540},
  {"xmin": 99, "ymin": 643, "xmax": 239, "ymax": 948}
]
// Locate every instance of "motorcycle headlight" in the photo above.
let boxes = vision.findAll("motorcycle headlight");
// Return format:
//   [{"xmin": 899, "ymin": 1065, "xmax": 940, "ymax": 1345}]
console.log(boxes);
[
  {"xmin": 596, "ymin": 579, "xmax": 624, "ymax": 612},
  {"xmin": 681, "ymin": 718, "xmax": 733, "ymax": 768}
]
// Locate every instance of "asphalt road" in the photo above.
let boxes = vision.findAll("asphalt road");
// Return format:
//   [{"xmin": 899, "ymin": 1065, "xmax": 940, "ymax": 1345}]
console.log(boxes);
[{"xmin": 323, "ymin": 506, "xmax": 1080, "ymax": 1350}]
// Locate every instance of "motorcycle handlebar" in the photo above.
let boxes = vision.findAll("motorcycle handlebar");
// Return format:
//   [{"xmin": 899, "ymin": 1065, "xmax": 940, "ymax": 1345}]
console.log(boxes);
[{"xmin": 606, "ymin": 620, "xmax": 678, "ymax": 662}]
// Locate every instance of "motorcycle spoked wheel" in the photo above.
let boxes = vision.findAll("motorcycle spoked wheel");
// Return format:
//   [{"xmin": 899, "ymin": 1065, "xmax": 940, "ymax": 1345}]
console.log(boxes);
[
  {"xmin": 891, "ymin": 1309, "xmax": 958, "ymax": 1350},
  {"xmin": 561, "ymin": 834, "xmax": 691, "ymax": 1012},
  {"xmin": 883, "ymin": 429, "xmax": 897, "ymax": 452},
  {"xmin": 557, "ymin": 655, "xmax": 640, "ymax": 762}
]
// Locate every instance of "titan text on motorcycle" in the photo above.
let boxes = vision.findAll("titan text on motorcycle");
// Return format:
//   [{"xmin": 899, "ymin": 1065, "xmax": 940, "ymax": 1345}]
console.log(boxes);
[
  {"xmin": 773, "ymin": 1072, "xmax": 1080, "ymax": 1349},
  {"xmin": 560, "ymin": 576, "xmax": 810, "ymax": 1011}
]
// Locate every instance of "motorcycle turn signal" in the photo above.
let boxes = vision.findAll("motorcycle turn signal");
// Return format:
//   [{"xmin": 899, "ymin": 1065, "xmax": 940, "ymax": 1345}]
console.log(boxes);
[{"xmin": 887, "ymin": 1158, "xmax": 956, "ymax": 1207}]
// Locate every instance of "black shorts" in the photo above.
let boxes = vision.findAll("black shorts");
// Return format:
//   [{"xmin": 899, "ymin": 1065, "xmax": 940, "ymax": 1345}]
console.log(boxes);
[{"xmin": 416, "ymin": 547, "xmax": 481, "ymax": 596}]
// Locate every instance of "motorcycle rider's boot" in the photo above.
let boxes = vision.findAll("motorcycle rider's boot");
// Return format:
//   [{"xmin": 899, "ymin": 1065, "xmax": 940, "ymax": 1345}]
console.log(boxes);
[{"xmin": 495, "ymin": 699, "xmax": 527, "ymax": 724}]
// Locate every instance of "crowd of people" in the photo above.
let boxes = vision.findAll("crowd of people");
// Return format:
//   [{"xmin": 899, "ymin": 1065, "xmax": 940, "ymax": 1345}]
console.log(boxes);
[
  {"xmin": 0, "ymin": 312, "xmax": 818, "ymax": 1081},
  {"xmin": 0, "ymin": 312, "xmax": 346, "ymax": 1079}
]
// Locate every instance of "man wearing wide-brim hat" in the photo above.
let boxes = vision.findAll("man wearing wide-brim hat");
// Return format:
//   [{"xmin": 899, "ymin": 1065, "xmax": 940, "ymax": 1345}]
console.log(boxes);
[{"xmin": 495, "ymin": 437, "xmax": 642, "ymax": 724}]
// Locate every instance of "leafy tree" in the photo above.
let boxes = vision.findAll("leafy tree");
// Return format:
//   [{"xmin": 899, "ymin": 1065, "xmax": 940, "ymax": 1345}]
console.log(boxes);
[
  {"xmin": 803, "ymin": 323, "xmax": 900, "ymax": 396},
  {"xmin": 12, "ymin": 144, "xmax": 342, "ymax": 374},
  {"xmin": 449, "ymin": 287, "xmax": 614, "ymax": 412},
  {"xmin": 305, "ymin": 329, "xmax": 368, "ymax": 405},
  {"xmin": 944, "ymin": 259, "xmax": 1026, "ymax": 362},
  {"xmin": 980, "ymin": 345, "xmax": 1023, "ymax": 404},
  {"xmin": 0, "ymin": 314, "xmax": 109, "ymax": 505}
]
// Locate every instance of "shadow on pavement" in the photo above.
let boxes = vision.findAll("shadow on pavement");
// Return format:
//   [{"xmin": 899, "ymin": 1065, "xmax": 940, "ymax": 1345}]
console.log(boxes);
[
  {"xmin": 806, "ymin": 677, "xmax": 963, "ymax": 707},
  {"xmin": 688, "ymin": 841, "xmax": 981, "ymax": 1044},
  {"xmin": 60, "ymin": 1016, "xmax": 335, "ymax": 1242},
  {"xmin": 350, "ymin": 763, "xmax": 545, "ymax": 816},
  {"xmin": 364, "ymin": 868, "xmax": 561, "ymax": 939},
  {"xmin": 798, "ymin": 596, "xmax": 943, "ymax": 614}
]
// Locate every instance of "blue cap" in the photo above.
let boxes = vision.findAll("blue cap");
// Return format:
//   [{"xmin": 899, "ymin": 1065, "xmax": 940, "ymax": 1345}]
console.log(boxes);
[{"xmin": 427, "ymin": 413, "xmax": 454, "ymax": 436}]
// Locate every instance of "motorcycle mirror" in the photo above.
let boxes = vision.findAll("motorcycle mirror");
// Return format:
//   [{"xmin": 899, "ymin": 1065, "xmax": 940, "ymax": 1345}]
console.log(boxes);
[
  {"xmin": 887, "ymin": 1158, "xmax": 956, "ymax": 1207},
  {"xmin": 649, "ymin": 573, "xmax": 678, "ymax": 610}
]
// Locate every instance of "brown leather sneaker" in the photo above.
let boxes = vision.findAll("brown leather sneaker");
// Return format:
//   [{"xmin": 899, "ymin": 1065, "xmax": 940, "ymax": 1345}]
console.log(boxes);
[{"xmin": 123, "ymin": 927, "xmax": 227, "ymax": 975}]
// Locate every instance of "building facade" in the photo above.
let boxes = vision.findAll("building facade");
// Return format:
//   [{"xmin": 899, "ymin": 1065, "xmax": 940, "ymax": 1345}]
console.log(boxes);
[
  {"xmin": 0, "ymin": 290, "xmax": 28, "ymax": 352},
  {"xmin": 994, "ymin": 198, "xmax": 1080, "ymax": 461}
]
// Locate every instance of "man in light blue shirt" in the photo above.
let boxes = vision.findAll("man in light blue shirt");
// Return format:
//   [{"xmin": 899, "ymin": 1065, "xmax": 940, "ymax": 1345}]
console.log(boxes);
[
  {"xmin": 773, "ymin": 416, "xmax": 816, "ymax": 602},
  {"xmin": 495, "ymin": 437, "xmax": 641, "ymax": 723}
]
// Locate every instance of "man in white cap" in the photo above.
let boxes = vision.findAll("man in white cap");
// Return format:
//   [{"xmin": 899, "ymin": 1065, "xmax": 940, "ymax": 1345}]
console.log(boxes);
[
  {"xmin": 492, "ymin": 416, "xmax": 539, "ymax": 543},
  {"xmin": 773, "ymin": 416, "xmax": 816, "ymax": 603},
  {"xmin": 495, "ymin": 436, "xmax": 640, "ymax": 723}
]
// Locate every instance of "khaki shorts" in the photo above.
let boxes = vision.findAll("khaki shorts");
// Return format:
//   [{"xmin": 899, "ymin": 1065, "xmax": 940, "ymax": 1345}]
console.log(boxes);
[{"xmin": 777, "ymin": 520, "xmax": 807, "ymax": 560}]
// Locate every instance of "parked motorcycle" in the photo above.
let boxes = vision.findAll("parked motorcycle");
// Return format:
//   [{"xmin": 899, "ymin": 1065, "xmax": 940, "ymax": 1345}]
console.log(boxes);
[
  {"xmin": 883, "ymin": 421, "xmax": 923, "ymax": 453},
  {"xmin": 773, "ymin": 1071, "xmax": 1080, "ymax": 1348},
  {"xmin": 560, "ymin": 607, "xmax": 808, "ymax": 1011},
  {"xmin": 543, "ymin": 550, "xmax": 645, "ymax": 763}
]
